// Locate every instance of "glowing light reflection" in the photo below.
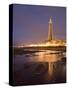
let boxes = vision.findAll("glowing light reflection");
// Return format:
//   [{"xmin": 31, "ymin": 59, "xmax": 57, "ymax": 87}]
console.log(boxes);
[{"xmin": 30, "ymin": 51, "xmax": 64, "ymax": 78}]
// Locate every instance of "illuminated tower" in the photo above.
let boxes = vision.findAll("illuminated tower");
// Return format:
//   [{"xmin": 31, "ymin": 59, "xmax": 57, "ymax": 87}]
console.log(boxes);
[{"xmin": 48, "ymin": 17, "xmax": 53, "ymax": 41}]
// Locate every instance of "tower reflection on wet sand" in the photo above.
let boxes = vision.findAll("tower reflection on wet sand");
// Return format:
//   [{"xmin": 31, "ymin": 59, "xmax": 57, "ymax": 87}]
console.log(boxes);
[{"xmin": 30, "ymin": 51, "xmax": 65, "ymax": 80}]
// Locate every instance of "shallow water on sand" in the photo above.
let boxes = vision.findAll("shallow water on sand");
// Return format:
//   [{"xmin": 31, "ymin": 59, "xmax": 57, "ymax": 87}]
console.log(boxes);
[{"xmin": 13, "ymin": 50, "xmax": 66, "ymax": 85}]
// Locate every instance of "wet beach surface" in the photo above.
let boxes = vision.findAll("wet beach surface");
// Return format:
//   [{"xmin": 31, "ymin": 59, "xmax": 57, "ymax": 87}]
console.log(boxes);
[{"xmin": 13, "ymin": 50, "xmax": 66, "ymax": 85}]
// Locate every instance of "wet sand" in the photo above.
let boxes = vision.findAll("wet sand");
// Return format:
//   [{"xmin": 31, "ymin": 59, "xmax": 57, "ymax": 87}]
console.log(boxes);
[{"xmin": 13, "ymin": 51, "xmax": 66, "ymax": 86}]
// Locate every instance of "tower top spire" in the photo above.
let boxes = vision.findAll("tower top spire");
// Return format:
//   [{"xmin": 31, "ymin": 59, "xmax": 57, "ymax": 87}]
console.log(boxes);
[
  {"xmin": 48, "ymin": 17, "xmax": 53, "ymax": 41},
  {"xmin": 49, "ymin": 17, "xmax": 52, "ymax": 23}
]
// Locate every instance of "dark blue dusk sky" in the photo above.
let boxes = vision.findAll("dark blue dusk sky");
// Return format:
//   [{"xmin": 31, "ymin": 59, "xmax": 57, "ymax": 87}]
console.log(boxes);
[{"xmin": 13, "ymin": 4, "xmax": 66, "ymax": 46}]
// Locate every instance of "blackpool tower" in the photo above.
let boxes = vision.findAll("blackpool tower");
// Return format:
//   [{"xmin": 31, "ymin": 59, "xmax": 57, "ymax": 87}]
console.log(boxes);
[{"xmin": 48, "ymin": 17, "xmax": 53, "ymax": 41}]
